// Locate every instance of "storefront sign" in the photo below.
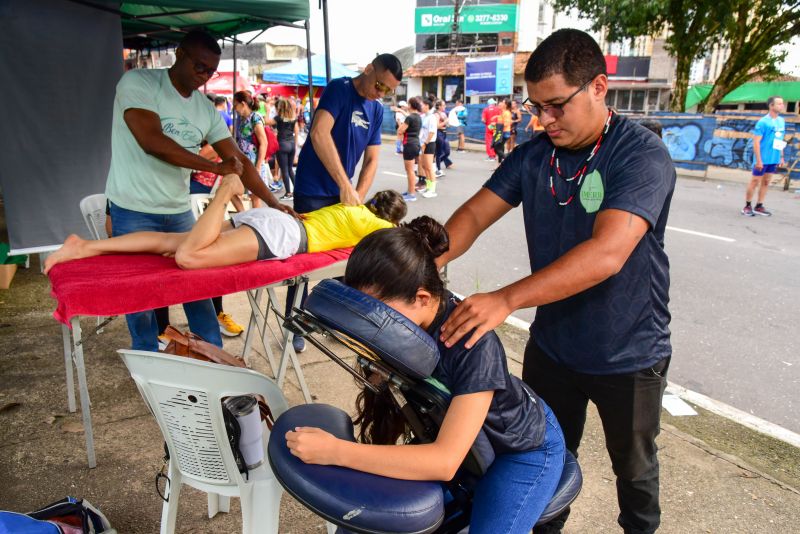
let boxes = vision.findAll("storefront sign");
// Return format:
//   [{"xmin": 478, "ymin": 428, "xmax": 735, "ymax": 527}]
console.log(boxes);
[{"xmin": 415, "ymin": 5, "xmax": 518, "ymax": 34}]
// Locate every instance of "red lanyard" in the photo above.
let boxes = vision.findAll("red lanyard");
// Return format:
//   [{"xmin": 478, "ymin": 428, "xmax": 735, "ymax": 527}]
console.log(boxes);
[{"xmin": 548, "ymin": 109, "xmax": 614, "ymax": 206}]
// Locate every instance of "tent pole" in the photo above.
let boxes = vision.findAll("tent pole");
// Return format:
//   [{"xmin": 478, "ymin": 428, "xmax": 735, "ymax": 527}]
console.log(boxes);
[
  {"xmin": 233, "ymin": 37, "xmax": 238, "ymax": 97},
  {"xmin": 322, "ymin": 0, "xmax": 331, "ymax": 83},
  {"xmin": 305, "ymin": 19, "xmax": 315, "ymax": 116}
]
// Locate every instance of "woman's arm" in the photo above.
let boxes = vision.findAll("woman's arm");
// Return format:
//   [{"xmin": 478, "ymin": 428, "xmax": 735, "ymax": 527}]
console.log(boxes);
[
  {"xmin": 287, "ymin": 390, "xmax": 493, "ymax": 481},
  {"xmin": 254, "ymin": 122, "xmax": 268, "ymax": 168}
]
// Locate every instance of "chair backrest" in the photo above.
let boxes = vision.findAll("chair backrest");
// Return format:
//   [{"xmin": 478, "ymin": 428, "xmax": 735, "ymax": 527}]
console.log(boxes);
[
  {"xmin": 79, "ymin": 194, "xmax": 108, "ymax": 240},
  {"xmin": 118, "ymin": 349, "xmax": 289, "ymax": 487},
  {"xmin": 189, "ymin": 193, "xmax": 212, "ymax": 221}
]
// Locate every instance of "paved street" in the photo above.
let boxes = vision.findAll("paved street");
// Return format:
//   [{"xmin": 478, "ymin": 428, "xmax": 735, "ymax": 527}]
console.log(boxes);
[{"xmin": 365, "ymin": 142, "xmax": 800, "ymax": 433}]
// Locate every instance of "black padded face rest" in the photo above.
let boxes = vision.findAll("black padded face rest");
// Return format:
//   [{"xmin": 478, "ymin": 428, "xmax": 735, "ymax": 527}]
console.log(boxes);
[
  {"xmin": 268, "ymin": 404, "xmax": 445, "ymax": 534},
  {"xmin": 306, "ymin": 279, "xmax": 440, "ymax": 379},
  {"xmin": 534, "ymin": 450, "xmax": 583, "ymax": 526}
]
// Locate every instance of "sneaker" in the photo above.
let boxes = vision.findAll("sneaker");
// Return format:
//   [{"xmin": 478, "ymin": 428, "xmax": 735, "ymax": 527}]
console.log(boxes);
[
  {"xmin": 484, "ymin": 157, "xmax": 496, "ymax": 161},
  {"xmin": 292, "ymin": 336, "xmax": 306, "ymax": 353},
  {"xmin": 422, "ymin": 189, "xmax": 438, "ymax": 198},
  {"xmin": 741, "ymin": 205, "xmax": 755, "ymax": 216},
  {"xmin": 157, "ymin": 335, "xmax": 169, "ymax": 351},
  {"xmin": 415, "ymin": 180, "xmax": 427, "ymax": 192},
  {"xmin": 753, "ymin": 205, "xmax": 772, "ymax": 216},
  {"xmin": 456, "ymin": 148, "xmax": 465, "ymax": 152},
  {"xmin": 435, "ymin": 170, "xmax": 445, "ymax": 178},
  {"xmin": 269, "ymin": 181, "xmax": 284, "ymax": 192},
  {"xmin": 218, "ymin": 312, "xmax": 244, "ymax": 337},
  {"xmin": 402, "ymin": 192, "xmax": 417, "ymax": 202},
  {"xmin": 280, "ymin": 193, "xmax": 294, "ymax": 201}
]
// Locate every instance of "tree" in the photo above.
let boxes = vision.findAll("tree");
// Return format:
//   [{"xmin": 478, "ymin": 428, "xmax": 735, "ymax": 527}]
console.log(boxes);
[{"xmin": 553, "ymin": 0, "xmax": 800, "ymax": 112}]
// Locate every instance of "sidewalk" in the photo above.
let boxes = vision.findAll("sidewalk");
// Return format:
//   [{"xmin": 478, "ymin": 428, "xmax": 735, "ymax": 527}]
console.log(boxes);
[{"xmin": 1, "ymin": 261, "xmax": 798, "ymax": 533}]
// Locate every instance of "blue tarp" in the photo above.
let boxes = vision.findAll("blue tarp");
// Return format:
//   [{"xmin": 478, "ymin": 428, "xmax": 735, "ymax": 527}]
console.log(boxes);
[{"xmin": 262, "ymin": 55, "xmax": 359, "ymax": 86}]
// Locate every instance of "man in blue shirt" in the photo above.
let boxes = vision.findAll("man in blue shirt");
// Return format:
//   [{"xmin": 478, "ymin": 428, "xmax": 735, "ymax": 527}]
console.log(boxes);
[
  {"xmin": 742, "ymin": 96, "xmax": 785, "ymax": 216},
  {"xmin": 214, "ymin": 95, "xmax": 233, "ymax": 134},
  {"xmin": 294, "ymin": 53, "xmax": 402, "ymax": 213},
  {"xmin": 287, "ymin": 54, "xmax": 402, "ymax": 353},
  {"xmin": 436, "ymin": 30, "xmax": 675, "ymax": 534}
]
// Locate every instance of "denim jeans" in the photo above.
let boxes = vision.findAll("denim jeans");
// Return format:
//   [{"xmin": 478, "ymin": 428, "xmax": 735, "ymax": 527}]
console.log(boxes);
[
  {"xmin": 109, "ymin": 202, "xmax": 223, "ymax": 351},
  {"xmin": 469, "ymin": 403, "xmax": 565, "ymax": 533},
  {"xmin": 524, "ymin": 341, "xmax": 670, "ymax": 534}
]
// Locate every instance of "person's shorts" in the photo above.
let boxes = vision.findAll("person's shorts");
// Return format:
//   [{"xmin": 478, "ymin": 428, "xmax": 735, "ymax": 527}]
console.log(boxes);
[
  {"xmin": 422, "ymin": 142, "xmax": 436, "ymax": 155},
  {"xmin": 502, "ymin": 131, "xmax": 511, "ymax": 141},
  {"xmin": 456, "ymin": 125, "xmax": 465, "ymax": 135},
  {"xmin": 752, "ymin": 163, "xmax": 778, "ymax": 176},
  {"xmin": 403, "ymin": 142, "xmax": 420, "ymax": 161},
  {"xmin": 231, "ymin": 207, "xmax": 308, "ymax": 260}
]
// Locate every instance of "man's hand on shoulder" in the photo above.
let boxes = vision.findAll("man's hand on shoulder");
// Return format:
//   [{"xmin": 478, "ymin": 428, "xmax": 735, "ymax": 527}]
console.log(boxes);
[
  {"xmin": 339, "ymin": 185, "xmax": 361, "ymax": 206},
  {"xmin": 439, "ymin": 291, "xmax": 513, "ymax": 349}
]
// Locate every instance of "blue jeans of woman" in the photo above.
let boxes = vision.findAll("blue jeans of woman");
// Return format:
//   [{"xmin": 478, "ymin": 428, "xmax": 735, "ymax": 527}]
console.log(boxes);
[
  {"xmin": 109, "ymin": 202, "xmax": 223, "ymax": 351},
  {"xmin": 469, "ymin": 402, "xmax": 565, "ymax": 533}
]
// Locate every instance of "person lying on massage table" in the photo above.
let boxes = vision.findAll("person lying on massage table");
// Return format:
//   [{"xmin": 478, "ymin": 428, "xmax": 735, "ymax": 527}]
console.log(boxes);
[
  {"xmin": 285, "ymin": 218, "xmax": 567, "ymax": 533},
  {"xmin": 44, "ymin": 174, "xmax": 407, "ymax": 274}
]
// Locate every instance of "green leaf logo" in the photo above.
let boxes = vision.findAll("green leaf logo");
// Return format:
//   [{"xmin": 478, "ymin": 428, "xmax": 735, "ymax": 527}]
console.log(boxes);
[{"xmin": 580, "ymin": 170, "xmax": 604, "ymax": 213}]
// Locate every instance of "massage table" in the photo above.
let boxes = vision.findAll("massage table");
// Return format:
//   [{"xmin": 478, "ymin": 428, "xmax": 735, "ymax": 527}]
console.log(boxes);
[{"xmin": 48, "ymin": 249, "xmax": 350, "ymax": 468}]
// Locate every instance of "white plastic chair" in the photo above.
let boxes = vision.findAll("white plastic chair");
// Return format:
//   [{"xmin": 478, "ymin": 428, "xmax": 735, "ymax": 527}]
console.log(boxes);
[
  {"xmin": 189, "ymin": 193, "xmax": 213, "ymax": 221},
  {"xmin": 118, "ymin": 349, "xmax": 289, "ymax": 534},
  {"xmin": 79, "ymin": 193, "xmax": 108, "ymax": 240}
]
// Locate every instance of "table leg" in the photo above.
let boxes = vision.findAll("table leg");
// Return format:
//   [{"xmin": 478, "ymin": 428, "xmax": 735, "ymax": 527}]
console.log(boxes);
[
  {"xmin": 61, "ymin": 323, "xmax": 76, "ymax": 413},
  {"xmin": 276, "ymin": 281, "xmax": 312, "ymax": 403},
  {"xmin": 71, "ymin": 317, "xmax": 96, "ymax": 468}
]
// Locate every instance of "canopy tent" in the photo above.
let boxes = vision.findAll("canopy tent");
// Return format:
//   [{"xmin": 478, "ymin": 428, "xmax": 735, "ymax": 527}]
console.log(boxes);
[
  {"xmin": 686, "ymin": 81, "xmax": 800, "ymax": 109},
  {"xmin": 262, "ymin": 54, "xmax": 358, "ymax": 86},
  {"xmin": 1, "ymin": 0, "xmax": 324, "ymax": 255},
  {"xmin": 201, "ymin": 72, "xmax": 254, "ymax": 95}
]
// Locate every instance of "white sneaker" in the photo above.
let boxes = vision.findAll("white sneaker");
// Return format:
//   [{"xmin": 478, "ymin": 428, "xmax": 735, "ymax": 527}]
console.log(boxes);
[
  {"xmin": 422, "ymin": 189, "xmax": 438, "ymax": 198},
  {"xmin": 435, "ymin": 170, "xmax": 445, "ymax": 177}
]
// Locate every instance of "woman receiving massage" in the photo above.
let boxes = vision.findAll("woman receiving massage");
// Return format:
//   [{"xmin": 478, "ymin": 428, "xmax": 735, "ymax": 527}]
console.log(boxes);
[
  {"xmin": 285, "ymin": 217, "xmax": 566, "ymax": 533},
  {"xmin": 44, "ymin": 174, "xmax": 406, "ymax": 274}
]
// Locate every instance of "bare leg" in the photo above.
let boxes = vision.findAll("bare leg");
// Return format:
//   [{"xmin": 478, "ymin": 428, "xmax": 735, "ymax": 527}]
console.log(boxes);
[
  {"xmin": 757, "ymin": 173, "xmax": 772, "ymax": 204},
  {"xmin": 44, "ymin": 231, "xmax": 187, "ymax": 274},
  {"xmin": 745, "ymin": 175, "xmax": 759, "ymax": 203},
  {"xmin": 174, "ymin": 175, "xmax": 260, "ymax": 270},
  {"xmin": 404, "ymin": 159, "xmax": 416, "ymax": 195}
]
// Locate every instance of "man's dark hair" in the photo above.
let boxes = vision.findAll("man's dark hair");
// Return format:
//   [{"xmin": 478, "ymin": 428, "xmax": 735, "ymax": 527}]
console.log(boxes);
[
  {"xmin": 423, "ymin": 97, "xmax": 435, "ymax": 110},
  {"xmin": 179, "ymin": 30, "xmax": 221, "ymax": 55},
  {"xmin": 767, "ymin": 95, "xmax": 782, "ymax": 106},
  {"xmin": 639, "ymin": 119, "xmax": 663, "ymax": 138},
  {"xmin": 373, "ymin": 53, "xmax": 403, "ymax": 82},
  {"xmin": 213, "ymin": 96, "xmax": 227, "ymax": 107},
  {"xmin": 524, "ymin": 29, "xmax": 606, "ymax": 87}
]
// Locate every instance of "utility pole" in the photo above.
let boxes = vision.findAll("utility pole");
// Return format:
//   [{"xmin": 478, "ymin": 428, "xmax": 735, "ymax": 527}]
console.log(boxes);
[{"xmin": 450, "ymin": 0, "xmax": 463, "ymax": 54}]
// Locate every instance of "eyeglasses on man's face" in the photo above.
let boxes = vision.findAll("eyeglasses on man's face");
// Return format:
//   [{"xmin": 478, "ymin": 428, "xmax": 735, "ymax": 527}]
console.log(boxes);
[
  {"xmin": 374, "ymin": 79, "xmax": 394, "ymax": 97},
  {"xmin": 523, "ymin": 78, "xmax": 593, "ymax": 119},
  {"xmin": 183, "ymin": 49, "xmax": 218, "ymax": 77}
]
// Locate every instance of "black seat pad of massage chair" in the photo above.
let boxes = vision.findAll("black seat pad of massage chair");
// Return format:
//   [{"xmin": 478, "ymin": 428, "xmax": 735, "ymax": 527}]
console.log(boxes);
[{"xmin": 268, "ymin": 279, "xmax": 582, "ymax": 533}]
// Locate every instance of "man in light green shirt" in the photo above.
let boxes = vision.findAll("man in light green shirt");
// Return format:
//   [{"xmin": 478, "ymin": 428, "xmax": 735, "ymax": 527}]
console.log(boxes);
[{"xmin": 105, "ymin": 30, "xmax": 296, "ymax": 352}]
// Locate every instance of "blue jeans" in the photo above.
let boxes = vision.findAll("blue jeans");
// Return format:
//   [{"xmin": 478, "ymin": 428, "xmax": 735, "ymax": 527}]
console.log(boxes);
[
  {"xmin": 109, "ymin": 202, "xmax": 223, "ymax": 351},
  {"xmin": 469, "ymin": 403, "xmax": 565, "ymax": 533}
]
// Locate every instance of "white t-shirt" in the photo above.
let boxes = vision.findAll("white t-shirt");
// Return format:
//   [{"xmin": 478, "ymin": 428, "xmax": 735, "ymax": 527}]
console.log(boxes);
[
  {"xmin": 420, "ymin": 112, "xmax": 438, "ymax": 144},
  {"xmin": 105, "ymin": 69, "xmax": 231, "ymax": 214},
  {"xmin": 449, "ymin": 105, "xmax": 466, "ymax": 126}
]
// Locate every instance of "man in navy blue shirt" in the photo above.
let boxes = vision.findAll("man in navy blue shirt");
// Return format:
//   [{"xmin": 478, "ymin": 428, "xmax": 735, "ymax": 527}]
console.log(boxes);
[
  {"xmin": 294, "ymin": 53, "xmax": 402, "ymax": 213},
  {"xmin": 287, "ymin": 54, "xmax": 402, "ymax": 353},
  {"xmin": 437, "ymin": 30, "xmax": 675, "ymax": 534}
]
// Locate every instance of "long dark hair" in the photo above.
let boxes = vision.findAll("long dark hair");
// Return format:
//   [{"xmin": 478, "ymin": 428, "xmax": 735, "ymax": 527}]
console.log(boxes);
[{"xmin": 345, "ymin": 216, "xmax": 449, "ymax": 444}]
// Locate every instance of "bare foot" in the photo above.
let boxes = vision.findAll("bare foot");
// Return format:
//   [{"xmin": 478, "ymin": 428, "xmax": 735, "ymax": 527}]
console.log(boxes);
[
  {"xmin": 43, "ymin": 234, "xmax": 88, "ymax": 275},
  {"xmin": 220, "ymin": 174, "xmax": 245, "ymax": 197}
]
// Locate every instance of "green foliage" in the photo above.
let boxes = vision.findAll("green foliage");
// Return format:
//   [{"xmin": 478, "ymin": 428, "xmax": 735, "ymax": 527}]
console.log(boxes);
[{"xmin": 553, "ymin": 0, "xmax": 800, "ymax": 112}]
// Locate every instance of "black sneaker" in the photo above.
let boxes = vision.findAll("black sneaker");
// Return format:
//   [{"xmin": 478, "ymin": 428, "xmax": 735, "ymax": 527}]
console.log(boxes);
[
  {"xmin": 741, "ymin": 205, "xmax": 755, "ymax": 216},
  {"xmin": 753, "ymin": 205, "xmax": 772, "ymax": 216}
]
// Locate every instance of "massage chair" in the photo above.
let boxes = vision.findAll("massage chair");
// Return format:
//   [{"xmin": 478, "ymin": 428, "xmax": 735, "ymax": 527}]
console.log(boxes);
[{"xmin": 268, "ymin": 279, "xmax": 582, "ymax": 534}]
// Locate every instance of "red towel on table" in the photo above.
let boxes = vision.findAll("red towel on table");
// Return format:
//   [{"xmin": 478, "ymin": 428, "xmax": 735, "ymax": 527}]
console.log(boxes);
[{"xmin": 49, "ymin": 249, "xmax": 351, "ymax": 325}]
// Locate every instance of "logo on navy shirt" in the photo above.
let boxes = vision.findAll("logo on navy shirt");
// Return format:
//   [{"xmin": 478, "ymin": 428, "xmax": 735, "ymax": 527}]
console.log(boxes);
[{"xmin": 351, "ymin": 111, "xmax": 370, "ymax": 130}]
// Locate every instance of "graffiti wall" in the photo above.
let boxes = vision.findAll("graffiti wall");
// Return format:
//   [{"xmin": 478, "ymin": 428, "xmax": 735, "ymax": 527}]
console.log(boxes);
[{"xmin": 381, "ymin": 105, "xmax": 799, "ymax": 179}]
